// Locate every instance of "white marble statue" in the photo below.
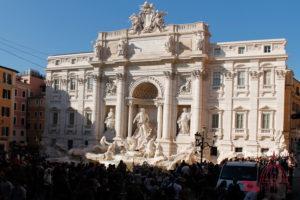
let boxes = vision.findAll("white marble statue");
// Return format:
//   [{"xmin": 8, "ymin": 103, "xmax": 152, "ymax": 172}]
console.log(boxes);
[
  {"xmin": 129, "ymin": 1, "xmax": 166, "ymax": 34},
  {"xmin": 105, "ymin": 108, "xmax": 115, "ymax": 129},
  {"xmin": 144, "ymin": 138, "xmax": 156, "ymax": 158},
  {"xmin": 117, "ymin": 39, "xmax": 128, "ymax": 57},
  {"xmin": 104, "ymin": 141, "xmax": 116, "ymax": 160},
  {"xmin": 133, "ymin": 108, "xmax": 152, "ymax": 149},
  {"xmin": 154, "ymin": 142, "xmax": 164, "ymax": 157},
  {"xmin": 177, "ymin": 108, "xmax": 191, "ymax": 134},
  {"xmin": 164, "ymin": 35, "xmax": 176, "ymax": 54},
  {"xmin": 194, "ymin": 32, "xmax": 204, "ymax": 51},
  {"xmin": 94, "ymin": 40, "xmax": 104, "ymax": 60}
]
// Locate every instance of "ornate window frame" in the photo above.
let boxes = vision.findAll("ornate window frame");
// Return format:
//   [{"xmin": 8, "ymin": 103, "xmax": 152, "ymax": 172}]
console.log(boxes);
[
  {"xmin": 233, "ymin": 106, "xmax": 249, "ymax": 140},
  {"xmin": 260, "ymin": 63, "xmax": 275, "ymax": 96},
  {"xmin": 208, "ymin": 106, "xmax": 224, "ymax": 139},
  {"xmin": 234, "ymin": 65, "xmax": 249, "ymax": 96},
  {"xmin": 84, "ymin": 107, "xmax": 93, "ymax": 128},
  {"xmin": 258, "ymin": 106, "xmax": 275, "ymax": 140}
]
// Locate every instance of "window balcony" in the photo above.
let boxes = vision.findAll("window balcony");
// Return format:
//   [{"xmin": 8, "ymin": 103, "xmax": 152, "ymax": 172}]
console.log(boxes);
[
  {"xmin": 258, "ymin": 129, "xmax": 274, "ymax": 140},
  {"xmin": 233, "ymin": 128, "xmax": 248, "ymax": 140}
]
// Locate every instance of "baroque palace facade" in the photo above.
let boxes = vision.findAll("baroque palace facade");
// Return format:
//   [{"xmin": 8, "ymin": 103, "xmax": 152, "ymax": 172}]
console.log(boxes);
[{"xmin": 44, "ymin": 2, "xmax": 296, "ymax": 162}]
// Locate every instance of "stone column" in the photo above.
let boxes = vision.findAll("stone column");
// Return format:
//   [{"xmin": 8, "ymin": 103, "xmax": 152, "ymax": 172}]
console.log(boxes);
[
  {"xmin": 92, "ymin": 70, "xmax": 101, "ymax": 141},
  {"xmin": 127, "ymin": 101, "xmax": 133, "ymax": 137},
  {"xmin": 191, "ymin": 69, "xmax": 204, "ymax": 134},
  {"xmin": 162, "ymin": 71, "xmax": 173, "ymax": 140},
  {"xmin": 114, "ymin": 73, "xmax": 125, "ymax": 140},
  {"xmin": 156, "ymin": 102, "xmax": 163, "ymax": 140}
]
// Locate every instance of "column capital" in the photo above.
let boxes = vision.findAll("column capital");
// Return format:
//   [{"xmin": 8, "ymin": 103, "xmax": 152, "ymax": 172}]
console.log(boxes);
[
  {"xmin": 163, "ymin": 71, "xmax": 175, "ymax": 79},
  {"xmin": 116, "ymin": 73, "xmax": 125, "ymax": 81},
  {"xmin": 192, "ymin": 69, "xmax": 206, "ymax": 79}
]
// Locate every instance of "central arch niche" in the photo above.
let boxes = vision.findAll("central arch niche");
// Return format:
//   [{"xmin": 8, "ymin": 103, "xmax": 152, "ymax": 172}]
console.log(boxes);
[{"xmin": 132, "ymin": 82, "xmax": 158, "ymax": 99}]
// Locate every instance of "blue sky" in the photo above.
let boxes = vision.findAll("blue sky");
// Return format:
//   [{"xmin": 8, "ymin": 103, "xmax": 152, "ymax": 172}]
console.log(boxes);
[{"xmin": 0, "ymin": 0, "xmax": 299, "ymax": 77}]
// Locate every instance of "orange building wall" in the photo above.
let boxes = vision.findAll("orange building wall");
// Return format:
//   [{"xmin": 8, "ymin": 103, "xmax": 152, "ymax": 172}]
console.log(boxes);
[{"xmin": 0, "ymin": 66, "xmax": 18, "ymax": 151}]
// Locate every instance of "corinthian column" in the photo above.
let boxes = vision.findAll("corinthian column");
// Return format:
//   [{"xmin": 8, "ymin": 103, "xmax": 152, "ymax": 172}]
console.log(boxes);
[
  {"xmin": 127, "ymin": 101, "xmax": 133, "ymax": 137},
  {"xmin": 156, "ymin": 101, "xmax": 163, "ymax": 140},
  {"xmin": 162, "ymin": 71, "xmax": 173, "ymax": 140},
  {"xmin": 114, "ymin": 73, "xmax": 125, "ymax": 140},
  {"xmin": 92, "ymin": 72, "xmax": 101, "ymax": 141},
  {"xmin": 191, "ymin": 69, "xmax": 204, "ymax": 134}
]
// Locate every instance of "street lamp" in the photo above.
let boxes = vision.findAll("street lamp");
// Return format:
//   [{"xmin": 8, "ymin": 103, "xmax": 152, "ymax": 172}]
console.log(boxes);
[{"xmin": 195, "ymin": 127, "xmax": 214, "ymax": 163}]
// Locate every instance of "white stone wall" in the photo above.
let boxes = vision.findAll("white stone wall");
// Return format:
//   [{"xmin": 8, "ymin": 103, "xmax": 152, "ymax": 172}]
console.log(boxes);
[{"xmin": 43, "ymin": 21, "xmax": 289, "ymax": 161}]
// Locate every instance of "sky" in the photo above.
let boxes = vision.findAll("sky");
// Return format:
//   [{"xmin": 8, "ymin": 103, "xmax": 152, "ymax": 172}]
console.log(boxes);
[{"xmin": 0, "ymin": 0, "xmax": 299, "ymax": 77}]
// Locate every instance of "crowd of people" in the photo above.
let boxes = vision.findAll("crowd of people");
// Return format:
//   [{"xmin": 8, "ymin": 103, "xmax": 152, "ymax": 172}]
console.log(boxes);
[{"xmin": 0, "ymin": 151, "xmax": 298, "ymax": 200}]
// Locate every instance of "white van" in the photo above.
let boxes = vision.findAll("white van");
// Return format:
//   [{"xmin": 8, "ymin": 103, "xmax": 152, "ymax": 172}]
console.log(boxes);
[{"xmin": 216, "ymin": 161, "xmax": 260, "ymax": 199}]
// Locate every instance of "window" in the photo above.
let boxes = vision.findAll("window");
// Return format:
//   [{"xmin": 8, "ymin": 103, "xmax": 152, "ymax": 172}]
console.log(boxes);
[
  {"xmin": 85, "ymin": 140, "xmax": 89, "ymax": 146},
  {"xmin": 71, "ymin": 59, "xmax": 76, "ymax": 64},
  {"xmin": 21, "ymin": 118, "xmax": 25, "ymax": 125},
  {"xmin": 22, "ymin": 91, "xmax": 26, "ymax": 98},
  {"xmin": 2, "ymin": 89, "xmax": 11, "ymax": 99},
  {"xmin": 261, "ymin": 113, "xmax": 270, "ymax": 129},
  {"xmin": 214, "ymin": 47, "xmax": 221, "ymax": 55},
  {"xmin": 15, "ymin": 89, "xmax": 17, "ymax": 96},
  {"xmin": 211, "ymin": 114, "xmax": 219, "ymax": 128},
  {"xmin": 13, "ymin": 117, "xmax": 16, "ymax": 125},
  {"xmin": 238, "ymin": 47, "xmax": 245, "ymax": 54},
  {"xmin": 237, "ymin": 71, "xmax": 245, "ymax": 87},
  {"xmin": 70, "ymin": 78, "xmax": 76, "ymax": 90},
  {"xmin": 14, "ymin": 103, "xmax": 16, "ymax": 110},
  {"xmin": 39, "ymin": 112, "xmax": 42, "ymax": 117},
  {"xmin": 53, "ymin": 112, "xmax": 59, "ymax": 125},
  {"xmin": 1, "ymin": 127, "xmax": 9, "ymax": 136},
  {"xmin": 235, "ymin": 113, "xmax": 244, "ymax": 129},
  {"xmin": 3, "ymin": 73, "xmax": 12, "ymax": 85},
  {"xmin": 55, "ymin": 60, "xmax": 60, "ymax": 65},
  {"xmin": 261, "ymin": 148, "xmax": 269, "ymax": 155},
  {"xmin": 263, "ymin": 70, "xmax": 271, "ymax": 85},
  {"xmin": 13, "ymin": 130, "xmax": 16, "ymax": 136},
  {"xmin": 34, "ymin": 124, "xmax": 37, "ymax": 129},
  {"xmin": 296, "ymin": 87, "xmax": 300, "ymax": 96},
  {"xmin": 85, "ymin": 112, "xmax": 92, "ymax": 126},
  {"xmin": 35, "ymin": 112, "xmax": 38, "ymax": 117},
  {"xmin": 235, "ymin": 147, "xmax": 243, "ymax": 153},
  {"xmin": 264, "ymin": 45, "xmax": 271, "ymax": 53},
  {"xmin": 1, "ymin": 107, "xmax": 10, "ymax": 117},
  {"xmin": 20, "ymin": 131, "xmax": 24, "ymax": 136},
  {"xmin": 212, "ymin": 72, "xmax": 221, "ymax": 88},
  {"xmin": 21, "ymin": 104, "xmax": 25, "ymax": 111},
  {"xmin": 87, "ymin": 77, "xmax": 93, "ymax": 90},
  {"xmin": 35, "ymin": 99, "xmax": 39, "ymax": 105},
  {"xmin": 39, "ymin": 123, "xmax": 42, "ymax": 129},
  {"xmin": 53, "ymin": 79, "xmax": 59, "ymax": 91},
  {"xmin": 69, "ymin": 112, "xmax": 75, "ymax": 125}
]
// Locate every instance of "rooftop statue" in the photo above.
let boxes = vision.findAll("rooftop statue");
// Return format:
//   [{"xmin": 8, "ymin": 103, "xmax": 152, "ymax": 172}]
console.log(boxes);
[{"xmin": 129, "ymin": 1, "xmax": 166, "ymax": 34}]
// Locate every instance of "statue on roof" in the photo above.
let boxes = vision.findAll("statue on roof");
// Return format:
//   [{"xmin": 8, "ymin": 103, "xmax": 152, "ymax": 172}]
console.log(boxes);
[{"xmin": 129, "ymin": 1, "xmax": 166, "ymax": 34}]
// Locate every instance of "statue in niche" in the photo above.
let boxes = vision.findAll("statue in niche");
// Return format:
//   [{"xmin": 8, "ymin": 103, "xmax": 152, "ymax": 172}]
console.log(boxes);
[
  {"xmin": 179, "ymin": 78, "xmax": 191, "ymax": 94},
  {"xmin": 117, "ymin": 39, "xmax": 128, "ymax": 57},
  {"xmin": 275, "ymin": 131, "xmax": 286, "ymax": 150},
  {"xmin": 133, "ymin": 108, "xmax": 152, "ymax": 150},
  {"xmin": 104, "ymin": 108, "xmax": 115, "ymax": 130},
  {"xmin": 105, "ymin": 80, "xmax": 117, "ymax": 96},
  {"xmin": 177, "ymin": 108, "xmax": 191, "ymax": 134},
  {"xmin": 194, "ymin": 32, "xmax": 204, "ymax": 51}
]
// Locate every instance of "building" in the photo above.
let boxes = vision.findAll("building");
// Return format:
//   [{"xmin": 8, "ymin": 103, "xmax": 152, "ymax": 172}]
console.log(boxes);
[
  {"xmin": 19, "ymin": 69, "xmax": 45, "ymax": 147},
  {"xmin": 43, "ymin": 2, "xmax": 296, "ymax": 162},
  {"xmin": 13, "ymin": 76, "xmax": 30, "ymax": 145},
  {"xmin": 0, "ymin": 65, "xmax": 18, "ymax": 151},
  {"xmin": 285, "ymin": 73, "xmax": 300, "ymax": 152}
]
